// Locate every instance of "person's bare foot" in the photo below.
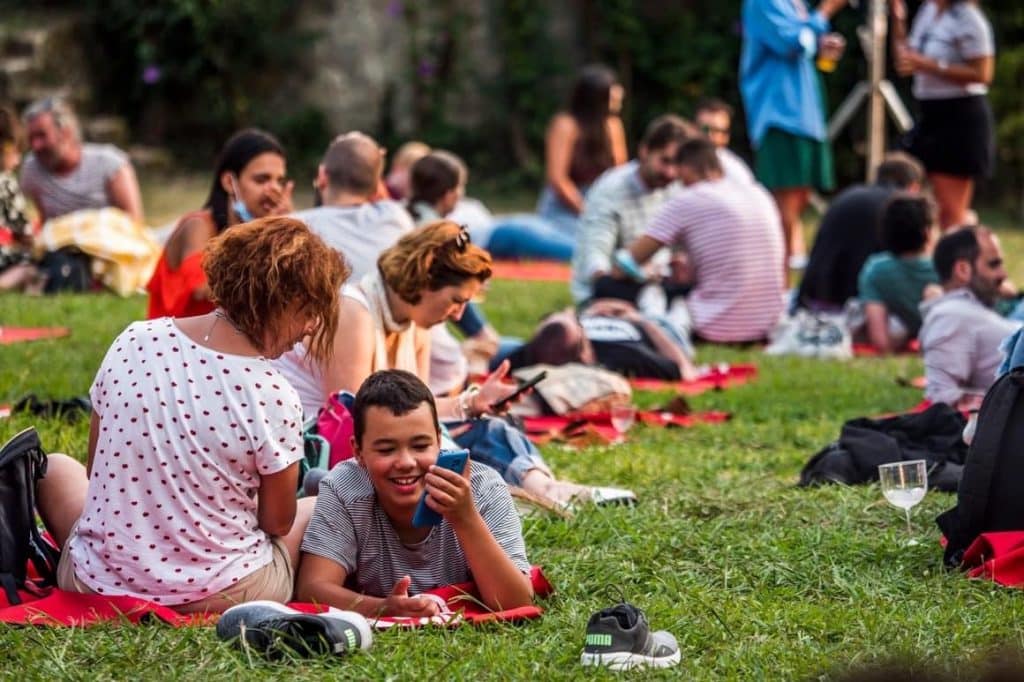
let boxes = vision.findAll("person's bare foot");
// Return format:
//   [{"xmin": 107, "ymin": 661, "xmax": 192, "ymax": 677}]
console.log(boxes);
[
  {"xmin": 520, "ymin": 469, "xmax": 590, "ymax": 505},
  {"xmin": 520, "ymin": 469, "xmax": 636, "ymax": 507}
]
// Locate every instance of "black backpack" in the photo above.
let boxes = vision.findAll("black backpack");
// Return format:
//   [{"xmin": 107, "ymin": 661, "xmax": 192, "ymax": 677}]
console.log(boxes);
[
  {"xmin": 38, "ymin": 247, "xmax": 92, "ymax": 294},
  {"xmin": 936, "ymin": 368, "xmax": 1024, "ymax": 567},
  {"xmin": 0, "ymin": 427, "xmax": 60, "ymax": 604}
]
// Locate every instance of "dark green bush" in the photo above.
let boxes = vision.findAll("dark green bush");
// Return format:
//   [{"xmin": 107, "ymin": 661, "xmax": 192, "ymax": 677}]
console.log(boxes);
[
  {"xmin": 82, "ymin": 0, "xmax": 317, "ymax": 166},
  {"xmin": 74, "ymin": 0, "xmax": 1023, "ymax": 207}
]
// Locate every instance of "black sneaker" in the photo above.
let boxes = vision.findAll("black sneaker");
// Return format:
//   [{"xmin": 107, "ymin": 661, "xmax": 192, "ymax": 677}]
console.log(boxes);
[
  {"xmin": 580, "ymin": 602, "xmax": 680, "ymax": 670},
  {"xmin": 217, "ymin": 601, "xmax": 372, "ymax": 658}
]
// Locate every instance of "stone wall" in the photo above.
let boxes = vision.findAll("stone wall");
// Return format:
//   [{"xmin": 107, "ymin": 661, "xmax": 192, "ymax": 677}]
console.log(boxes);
[{"xmin": 295, "ymin": 0, "xmax": 579, "ymax": 138}]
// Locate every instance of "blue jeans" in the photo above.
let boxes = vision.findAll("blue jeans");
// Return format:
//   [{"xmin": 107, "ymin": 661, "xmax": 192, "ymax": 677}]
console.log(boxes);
[
  {"xmin": 536, "ymin": 185, "xmax": 584, "ymax": 237},
  {"xmin": 486, "ymin": 214, "xmax": 575, "ymax": 262},
  {"xmin": 445, "ymin": 417, "xmax": 548, "ymax": 486}
]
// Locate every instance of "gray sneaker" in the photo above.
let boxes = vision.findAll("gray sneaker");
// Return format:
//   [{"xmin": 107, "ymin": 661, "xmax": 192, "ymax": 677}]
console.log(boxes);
[
  {"xmin": 580, "ymin": 602, "xmax": 680, "ymax": 670},
  {"xmin": 217, "ymin": 600, "xmax": 372, "ymax": 658}
]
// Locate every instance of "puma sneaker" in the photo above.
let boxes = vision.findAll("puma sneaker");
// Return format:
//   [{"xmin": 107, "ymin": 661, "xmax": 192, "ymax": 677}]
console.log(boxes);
[
  {"xmin": 580, "ymin": 602, "xmax": 680, "ymax": 670},
  {"xmin": 217, "ymin": 601, "xmax": 372, "ymax": 658}
]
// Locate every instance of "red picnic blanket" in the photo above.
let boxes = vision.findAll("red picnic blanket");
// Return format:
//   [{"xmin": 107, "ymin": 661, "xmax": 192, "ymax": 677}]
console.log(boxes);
[
  {"xmin": 522, "ymin": 410, "xmax": 731, "ymax": 445},
  {"xmin": 629, "ymin": 363, "xmax": 757, "ymax": 394},
  {"xmin": 296, "ymin": 567, "xmax": 554, "ymax": 629},
  {"xmin": 0, "ymin": 326, "xmax": 70, "ymax": 345},
  {"xmin": 489, "ymin": 261, "xmax": 571, "ymax": 282},
  {"xmin": 0, "ymin": 567, "xmax": 554, "ymax": 629},
  {"xmin": 961, "ymin": 532, "xmax": 1024, "ymax": 587}
]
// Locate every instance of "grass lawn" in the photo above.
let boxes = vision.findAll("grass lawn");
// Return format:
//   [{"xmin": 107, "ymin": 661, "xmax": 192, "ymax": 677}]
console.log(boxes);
[
  {"xmin": 1, "ymin": 177, "xmax": 1023, "ymax": 678},
  {"xmin": 3, "ymin": 274, "xmax": 1024, "ymax": 680}
]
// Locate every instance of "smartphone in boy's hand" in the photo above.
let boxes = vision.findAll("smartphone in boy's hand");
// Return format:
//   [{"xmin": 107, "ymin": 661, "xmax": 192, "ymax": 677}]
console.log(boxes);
[{"xmin": 412, "ymin": 449, "xmax": 470, "ymax": 527}]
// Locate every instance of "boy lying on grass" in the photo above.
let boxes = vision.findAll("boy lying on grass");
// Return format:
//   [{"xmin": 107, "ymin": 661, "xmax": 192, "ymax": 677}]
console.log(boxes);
[{"xmin": 296, "ymin": 369, "xmax": 534, "ymax": 617}]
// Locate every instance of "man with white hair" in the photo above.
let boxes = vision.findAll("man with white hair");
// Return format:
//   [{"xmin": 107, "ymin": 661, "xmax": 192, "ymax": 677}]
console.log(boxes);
[{"xmin": 20, "ymin": 97, "xmax": 143, "ymax": 223}]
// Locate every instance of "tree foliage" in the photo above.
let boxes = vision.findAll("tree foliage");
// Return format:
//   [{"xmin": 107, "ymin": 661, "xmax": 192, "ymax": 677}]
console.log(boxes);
[{"xmin": 78, "ymin": 0, "xmax": 1023, "ymax": 205}]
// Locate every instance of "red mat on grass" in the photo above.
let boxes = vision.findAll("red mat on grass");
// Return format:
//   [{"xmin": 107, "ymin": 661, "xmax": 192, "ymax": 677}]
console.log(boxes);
[
  {"xmin": 629, "ymin": 363, "xmax": 757, "ymax": 394},
  {"xmin": 0, "ymin": 326, "xmax": 70, "ymax": 345},
  {"xmin": 852, "ymin": 339, "xmax": 920, "ymax": 357},
  {"xmin": 522, "ymin": 410, "xmax": 731, "ymax": 444},
  {"xmin": 0, "ymin": 567, "xmax": 553, "ymax": 629},
  {"xmin": 490, "ymin": 261, "xmax": 571, "ymax": 282}
]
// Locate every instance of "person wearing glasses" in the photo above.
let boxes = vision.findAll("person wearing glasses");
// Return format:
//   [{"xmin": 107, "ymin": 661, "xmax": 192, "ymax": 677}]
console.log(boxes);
[
  {"xmin": 20, "ymin": 97, "xmax": 143, "ymax": 224},
  {"xmin": 694, "ymin": 98, "xmax": 755, "ymax": 186}
]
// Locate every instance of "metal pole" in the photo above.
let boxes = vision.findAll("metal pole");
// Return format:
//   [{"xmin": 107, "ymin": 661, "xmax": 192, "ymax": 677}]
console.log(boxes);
[{"xmin": 866, "ymin": 0, "xmax": 887, "ymax": 181}]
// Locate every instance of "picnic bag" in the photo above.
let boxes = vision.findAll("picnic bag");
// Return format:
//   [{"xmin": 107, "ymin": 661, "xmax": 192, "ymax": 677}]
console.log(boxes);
[
  {"xmin": 936, "ymin": 368, "xmax": 1024, "ymax": 567},
  {"xmin": 0, "ymin": 427, "xmax": 60, "ymax": 604}
]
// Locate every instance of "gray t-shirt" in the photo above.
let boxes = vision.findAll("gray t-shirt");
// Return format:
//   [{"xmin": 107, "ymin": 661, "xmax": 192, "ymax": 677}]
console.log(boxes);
[
  {"xmin": 908, "ymin": 1, "xmax": 994, "ymax": 100},
  {"xmin": 20, "ymin": 143, "xmax": 129, "ymax": 220},
  {"xmin": 301, "ymin": 459, "xmax": 530, "ymax": 597},
  {"xmin": 293, "ymin": 201, "xmax": 415, "ymax": 281}
]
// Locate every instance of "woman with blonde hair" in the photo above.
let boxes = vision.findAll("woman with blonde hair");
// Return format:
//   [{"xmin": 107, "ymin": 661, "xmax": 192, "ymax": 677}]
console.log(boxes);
[
  {"xmin": 37, "ymin": 217, "xmax": 349, "ymax": 613},
  {"xmin": 275, "ymin": 220, "xmax": 634, "ymax": 505}
]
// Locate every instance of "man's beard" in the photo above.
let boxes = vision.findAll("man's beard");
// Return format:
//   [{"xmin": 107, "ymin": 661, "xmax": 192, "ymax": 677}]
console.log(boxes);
[
  {"xmin": 970, "ymin": 276, "xmax": 1001, "ymax": 308},
  {"xmin": 641, "ymin": 170, "xmax": 672, "ymax": 189}
]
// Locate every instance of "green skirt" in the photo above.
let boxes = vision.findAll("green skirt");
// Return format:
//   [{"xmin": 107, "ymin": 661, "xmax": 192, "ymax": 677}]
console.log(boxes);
[{"xmin": 755, "ymin": 127, "xmax": 835, "ymax": 192}]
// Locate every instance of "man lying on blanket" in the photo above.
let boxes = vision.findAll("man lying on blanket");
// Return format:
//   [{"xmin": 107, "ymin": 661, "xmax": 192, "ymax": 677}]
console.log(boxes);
[
  {"xmin": 505, "ymin": 300, "xmax": 697, "ymax": 381},
  {"xmin": 296, "ymin": 369, "xmax": 534, "ymax": 617}
]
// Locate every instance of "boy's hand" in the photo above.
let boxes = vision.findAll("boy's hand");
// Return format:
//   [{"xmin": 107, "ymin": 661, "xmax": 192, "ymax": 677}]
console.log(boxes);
[
  {"xmin": 424, "ymin": 460, "xmax": 477, "ymax": 526},
  {"xmin": 381, "ymin": 575, "xmax": 441, "ymax": 618}
]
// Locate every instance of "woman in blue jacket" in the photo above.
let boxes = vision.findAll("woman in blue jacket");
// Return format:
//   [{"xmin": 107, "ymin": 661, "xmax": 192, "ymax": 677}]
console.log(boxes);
[{"xmin": 740, "ymin": 0, "xmax": 848, "ymax": 272}]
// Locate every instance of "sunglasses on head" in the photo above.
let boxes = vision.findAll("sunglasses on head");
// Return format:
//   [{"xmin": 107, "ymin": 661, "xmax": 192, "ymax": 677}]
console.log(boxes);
[{"xmin": 452, "ymin": 225, "xmax": 471, "ymax": 251}]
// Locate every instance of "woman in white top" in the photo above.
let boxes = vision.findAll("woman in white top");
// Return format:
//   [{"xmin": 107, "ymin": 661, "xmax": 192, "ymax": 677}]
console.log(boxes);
[
  {"xmin": 36, "ymin": 217, "xmax": 349, "ymax": 613},
  {"xmin": 892, "ymin": 0, "xmax": 995, "ymax": 229},
  {"xmin": 274, "ymin": 220, "xmax": 633, "ymax": 505}
]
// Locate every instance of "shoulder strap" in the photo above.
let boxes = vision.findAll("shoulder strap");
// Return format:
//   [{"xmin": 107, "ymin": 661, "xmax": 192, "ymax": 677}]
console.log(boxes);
[{"xmin": 0, "ymin": 573, "xmax": 20, "ymax": 606}]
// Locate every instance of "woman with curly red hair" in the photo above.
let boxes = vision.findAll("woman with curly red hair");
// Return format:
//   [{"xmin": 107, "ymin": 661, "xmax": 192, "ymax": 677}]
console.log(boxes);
[{"xmin": 37, "ymin": 217, "xmax": 348, "ymax": 613}]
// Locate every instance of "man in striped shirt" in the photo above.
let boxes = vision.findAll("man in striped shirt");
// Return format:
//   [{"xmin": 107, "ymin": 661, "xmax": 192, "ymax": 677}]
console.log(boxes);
[
  {"xmin": 20, "ymin": 97, "xmax": 143, "ymax": 223},
  {"xmin": 620, "ymin": 137, "xmax": 785, "ymax": 343}
]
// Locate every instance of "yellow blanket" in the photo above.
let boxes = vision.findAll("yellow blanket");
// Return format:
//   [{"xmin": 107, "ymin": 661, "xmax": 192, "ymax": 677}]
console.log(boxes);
[{"xmin": 34, "ymin": 208, "xmax": 160, "ymax": 296}]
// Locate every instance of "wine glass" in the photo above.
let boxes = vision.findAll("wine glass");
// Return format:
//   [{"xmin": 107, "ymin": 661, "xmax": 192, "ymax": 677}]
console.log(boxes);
[
  {"xmin": 878, "ymin": 460, "xmax": 928, "ymax": 542},
  {"xmin": 610, "ymin": 403, "xmax": 637, "ymax": 442}
]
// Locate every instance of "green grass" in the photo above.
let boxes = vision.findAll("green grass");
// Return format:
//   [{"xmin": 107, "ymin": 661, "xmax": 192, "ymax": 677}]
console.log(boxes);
[
  {"xmin": 3, "ymin": 177, "xmax": 1024, "ymax": 679},
  {"xmin": 3, "ymin": 275, "xmax": 1024, "ymax": 680}
]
